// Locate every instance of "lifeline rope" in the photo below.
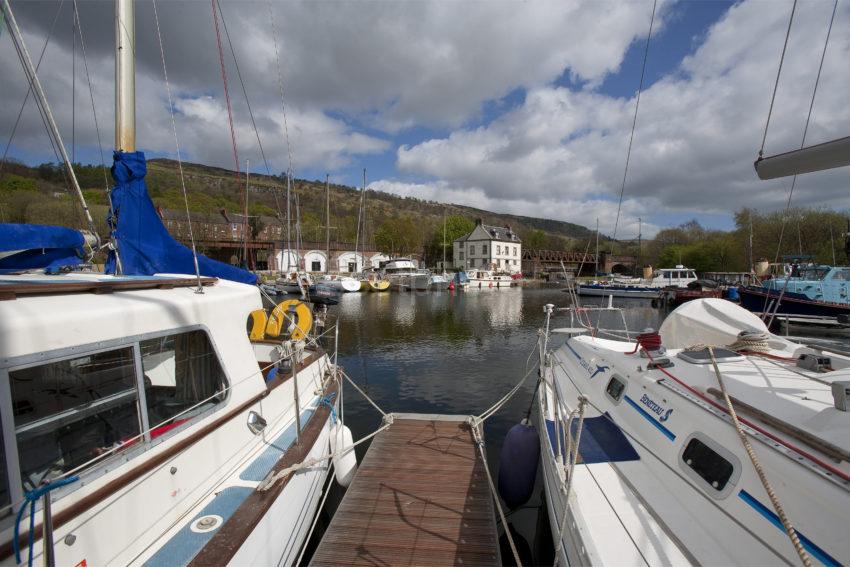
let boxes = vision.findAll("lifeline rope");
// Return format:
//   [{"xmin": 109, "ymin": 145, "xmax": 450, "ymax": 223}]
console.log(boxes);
[
  {"xmin": 470, "ymin": 420, "xmax": 523, "ymax": 567},
  {"xmin": 153, "ymin": 0, "xmax": 203, "ymax": 292},
  {"xmin": 707, "ymin": 347, "xmax": 812, "ymax": 567},
  {"xmin": 610, "ymin": 0, "xmax": 657, "ymax": 252},
  {"xmin": 553, "ymin": 397, "xmax": 586, "ymax": 567}
]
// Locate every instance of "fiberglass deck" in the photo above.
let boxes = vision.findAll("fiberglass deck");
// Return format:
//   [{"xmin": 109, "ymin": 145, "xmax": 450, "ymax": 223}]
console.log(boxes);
[{"xmin": 309, "ymin": 414, "xmax": 500, "ymax": 566}]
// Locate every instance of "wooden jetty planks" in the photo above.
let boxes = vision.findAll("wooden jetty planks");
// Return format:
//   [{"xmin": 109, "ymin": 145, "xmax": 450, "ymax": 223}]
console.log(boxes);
[{"xmin": 310, "ymin": 416, "xmax": 500, "ymax": 566}]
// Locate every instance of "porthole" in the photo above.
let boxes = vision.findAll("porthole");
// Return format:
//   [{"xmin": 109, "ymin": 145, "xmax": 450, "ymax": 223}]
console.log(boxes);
[
  {"xmin": 605, "ymin": 375, "xmax": 626, "ymax": 404},
  {"xmin": 678, "ymin": 433, "xmax": 741, "ymax": 498}
]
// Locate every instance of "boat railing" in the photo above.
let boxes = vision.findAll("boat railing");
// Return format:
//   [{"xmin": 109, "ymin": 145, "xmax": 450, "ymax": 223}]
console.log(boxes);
[{"xmin": 553, "ymin": 294, "xmax": 633, "ymax": 341}]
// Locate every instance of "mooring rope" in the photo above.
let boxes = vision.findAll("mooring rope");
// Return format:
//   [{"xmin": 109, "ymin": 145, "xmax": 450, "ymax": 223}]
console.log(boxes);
[{"xmin": 708, "ymin": 347, "xmax": 812, "ymax": 567}]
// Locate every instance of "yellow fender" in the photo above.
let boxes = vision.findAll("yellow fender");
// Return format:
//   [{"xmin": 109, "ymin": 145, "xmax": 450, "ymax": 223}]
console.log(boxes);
[
  {"xmin": 248, "ymin": 309, "xmax": 269, "ymax": 340},
  {"xmin": 266, "ymin": 299, "xmax": 313, "ymax": 341}
]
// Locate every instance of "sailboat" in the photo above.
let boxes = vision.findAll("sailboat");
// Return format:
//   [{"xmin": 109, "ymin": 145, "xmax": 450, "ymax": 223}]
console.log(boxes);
[{"xmin": 0, "ymin": 1, "xmax": 344, "ymax": 564}]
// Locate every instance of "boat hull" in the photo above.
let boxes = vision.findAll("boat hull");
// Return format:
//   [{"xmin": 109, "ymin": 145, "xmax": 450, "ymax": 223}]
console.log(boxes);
[
  {"xmin": 368, "ymin": 280, "xmax": 390, "ymax": 292},
  {"xmin": 575, "ymin": 284, "xmax": 661, "ymax": 298},
  {"xmin": 739, "ymin": 286, "xmax": 850, "ymax": 317}
]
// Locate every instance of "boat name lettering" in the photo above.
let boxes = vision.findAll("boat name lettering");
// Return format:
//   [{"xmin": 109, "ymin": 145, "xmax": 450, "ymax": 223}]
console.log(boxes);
[{"xmin": 639, "ymin": 394, "xmax": 673, "ymax": 421}]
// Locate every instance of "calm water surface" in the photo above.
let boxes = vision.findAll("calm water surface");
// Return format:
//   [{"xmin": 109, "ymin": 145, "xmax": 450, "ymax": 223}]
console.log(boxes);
[{"xmin": 305, "ymin": 286, "xmax": 664, "ymax": 565}]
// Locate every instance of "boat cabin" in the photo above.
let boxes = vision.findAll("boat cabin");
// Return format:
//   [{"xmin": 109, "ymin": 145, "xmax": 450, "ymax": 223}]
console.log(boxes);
[{"xmin": 650, "ymin": 265, "xmax": 697, "ymax": 287}]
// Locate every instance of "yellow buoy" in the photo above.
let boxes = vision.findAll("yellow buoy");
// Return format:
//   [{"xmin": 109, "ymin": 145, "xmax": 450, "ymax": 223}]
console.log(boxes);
[
  {"xmin": 266, "ymin": 299, "xmax": 313, "ymax": 341},
  {"xmin": 248, "ymin": 309, "xmax": 269, "ymax": 340}
]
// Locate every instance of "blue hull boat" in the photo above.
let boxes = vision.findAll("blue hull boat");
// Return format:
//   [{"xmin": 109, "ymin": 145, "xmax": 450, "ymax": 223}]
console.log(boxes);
[{"xmin": 738, "ymin": 285, "xmax": 850, "ymax": 318}]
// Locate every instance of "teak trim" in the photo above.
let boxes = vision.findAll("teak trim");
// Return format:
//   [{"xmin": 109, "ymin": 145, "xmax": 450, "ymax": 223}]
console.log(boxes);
[
  {"xmin": 188, "ymin": 378, "xmax": 338, "ymax": 565},
  {"xmin": 0, "ymin": 348, "xmax": 324, "ymax": 561},
  {"xmin": 0, "ymin": 276, "xmax": 217, "ymax": 300}
]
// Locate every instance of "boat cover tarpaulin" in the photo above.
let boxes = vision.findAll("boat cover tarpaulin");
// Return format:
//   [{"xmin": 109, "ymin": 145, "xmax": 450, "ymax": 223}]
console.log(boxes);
[
  {"xmin": 0, "ymin": 223, "xmax": 85, "ymax": 273},
  {"xmin": 658, "ymin": 298, "xmax": 780, "ymax": 350},
  {"xmin": 105, "ymin": 151, "xmax": 257, "ymax": 285}
]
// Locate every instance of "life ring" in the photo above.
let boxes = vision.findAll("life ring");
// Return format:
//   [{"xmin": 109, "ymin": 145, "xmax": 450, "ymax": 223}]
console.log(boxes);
[
  {"xmin": 248, "ymin": 308, "xmax": 269, "ymax": 340},
  {"xmin": 266, "ymin": 299, "xmax": 313, "ymax": 340}
]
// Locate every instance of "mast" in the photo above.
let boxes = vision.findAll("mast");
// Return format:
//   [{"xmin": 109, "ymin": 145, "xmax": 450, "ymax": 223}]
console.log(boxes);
[
  {"xmin": 285, "ymin": 171, "xmax": 292, "ymax": 273},
  {"xmin": 748, "ymin": 213, "xmax": 754, "ymax": 272},
  {"xmin": 244, "ymin": 159, "xmax": 249, "ymax": 269},
  {"xmin": 115, "ymin": 0, "xmax": 135, "ymax": 152},
  {"xmin": 637, "ymin": 217, "xmax": 642, "ymax": 274},
  {"xmin": 442, "ymin": 207, "xmax": 447, "ymax": 273},
  {"xmin": 594, "ymin": 217, "xmax": 599, "ymax": 276},
  {"xmin": 325, "ymin": 174, "xmax": 330, "ymax": 274}
]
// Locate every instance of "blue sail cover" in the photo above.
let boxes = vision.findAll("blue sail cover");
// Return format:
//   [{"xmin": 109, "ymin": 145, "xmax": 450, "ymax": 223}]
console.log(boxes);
[
  {"xmin": 0, "ymin": 223, "xmax": 85, "ymax": 273},
  {"xmin": 105, "ymin": 151, "xmax": 257, "ymax": 285}
]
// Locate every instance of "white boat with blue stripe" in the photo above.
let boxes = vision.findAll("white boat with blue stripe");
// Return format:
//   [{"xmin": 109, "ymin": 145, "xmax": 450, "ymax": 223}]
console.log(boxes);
[{"xmin": 537, "ymin": 298, "xmax": 850, "ymax": 566}]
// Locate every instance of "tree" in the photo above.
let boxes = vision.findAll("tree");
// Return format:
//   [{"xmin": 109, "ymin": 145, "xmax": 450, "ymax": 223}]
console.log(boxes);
[
  {"xmin": 527, "ymin": 229, "xmax": 546, "ymax": 250},
  {"xmin": 424, "ymin": 215, "xmax": 474, "ymax": 264}
]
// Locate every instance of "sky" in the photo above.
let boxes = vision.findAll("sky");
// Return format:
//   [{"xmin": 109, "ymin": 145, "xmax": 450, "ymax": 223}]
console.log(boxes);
[{"xmin": 2, "ymin": 0, "xmax": 849, "ymax": 239}]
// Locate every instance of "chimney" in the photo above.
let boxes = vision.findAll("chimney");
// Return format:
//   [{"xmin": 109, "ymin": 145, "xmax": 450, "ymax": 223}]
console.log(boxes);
[
  {"xmin": 475, "ymin": 218, "xmax": 483, "ymax": 226},
  {"xmin": 220, "ymin": 208, "xmax": 231, "ymax": 223}
]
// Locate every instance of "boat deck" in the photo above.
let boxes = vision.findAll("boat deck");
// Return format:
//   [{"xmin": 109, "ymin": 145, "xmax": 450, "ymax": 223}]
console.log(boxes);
[{"xmin": 309, "ymin": 414, "xmax": 500, "ymax": 566}]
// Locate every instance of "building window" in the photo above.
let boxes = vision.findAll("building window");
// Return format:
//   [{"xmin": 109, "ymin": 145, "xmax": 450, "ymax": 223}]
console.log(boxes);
[
  {"xmin": 469, "ymin": 245, "xmax": 475, "ymax": 255},
  {"xmin": 311, "ymin": 261, "xmax": 322, "ymax": 272},
  {"xmin": 483, "ymin": 245, "xmax": 488, "ymax": 255},
  {"xmin": 514, "ymin": 247, "xmax": 517, "ymax": 256},
  {"xmin": 497, "ymin": 245, "xmax": 501, "ymax": 255},
  {"xmin": 459, "ymin": 251, "xmax": 464, "ymax": 261},
  {"xmin": 513, "ymin": 259, "xmax": 518, "ymax": 265},
  {"xmin": 11, "ymin": 346, "xmax": 141, "ymax": 491}
]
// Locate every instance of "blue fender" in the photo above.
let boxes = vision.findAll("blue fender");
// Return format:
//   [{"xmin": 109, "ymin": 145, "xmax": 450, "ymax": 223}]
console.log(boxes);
[{"xmin": 498, "ymin": 420, "xmax": 540, "ymax": 509}]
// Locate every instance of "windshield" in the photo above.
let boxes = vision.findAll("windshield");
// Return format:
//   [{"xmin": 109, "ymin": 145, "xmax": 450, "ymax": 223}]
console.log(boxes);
[{"xmin": 797, "ymin": 267, "xmax": 829, "ymax": 280}]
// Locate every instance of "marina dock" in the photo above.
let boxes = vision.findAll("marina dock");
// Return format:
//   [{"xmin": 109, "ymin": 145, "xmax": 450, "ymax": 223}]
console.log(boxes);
[{"xmin": 309, "ymin": 414, "xmax": 501, "ymax": 566}]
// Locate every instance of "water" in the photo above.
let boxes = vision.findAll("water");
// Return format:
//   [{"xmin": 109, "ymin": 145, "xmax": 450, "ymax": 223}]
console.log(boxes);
[{"xmin": 301, "ymin": 286, "xmax": 664, "ymax": 565}]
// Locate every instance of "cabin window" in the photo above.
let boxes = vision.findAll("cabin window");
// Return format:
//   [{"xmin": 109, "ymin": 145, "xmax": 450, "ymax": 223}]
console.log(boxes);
[
  {"xmin": 0, "ymin": 422, "xmax": 10, "ymax": 517},
  {"xmin": 605, "ymin": 375, "xmax": 626, "ymax": 403},
  {"xmin": 10, "ymin": 347, "xmax": 141, "ymax": 491},
  {"xmin": 681, "ymin": 437, "xmax": 736, "ymax": 494},
  {"xmin": 140, "ymin": 330, "xmax": 227, "ymax": 439}
]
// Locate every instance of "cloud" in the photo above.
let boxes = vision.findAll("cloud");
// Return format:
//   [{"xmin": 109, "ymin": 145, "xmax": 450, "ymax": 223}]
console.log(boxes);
[{"xmin": 391, "ymin": 0, "xmax": 850, "ymax": 232}]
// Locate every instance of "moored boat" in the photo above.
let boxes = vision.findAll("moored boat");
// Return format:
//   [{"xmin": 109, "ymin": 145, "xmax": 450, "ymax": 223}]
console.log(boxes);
[
  {"xmin": 318, "ymin": 274, "xmax": 361, "ymax": 293},
  {"xmin": 739, "ymin": 265, "xmax": 850, "ymax": 318},
  {"xmin": 537, "ymin": 298, "xmax": 850, "ymax": 565}
]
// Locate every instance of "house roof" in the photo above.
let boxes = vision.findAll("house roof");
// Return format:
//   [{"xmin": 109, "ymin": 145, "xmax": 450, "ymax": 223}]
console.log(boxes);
[{"xmin": 454, "ymin": 223, "xmax": 522, "ymax": 243}]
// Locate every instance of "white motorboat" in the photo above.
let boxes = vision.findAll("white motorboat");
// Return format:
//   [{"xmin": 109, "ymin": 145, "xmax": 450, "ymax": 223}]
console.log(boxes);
[
  {"xmin": 537, "ymin": 298, "xmax": 850, "ymax": 565},
  {"xmin": 576, "ymin": 265, "xmax": 697, "ymax": 298},
  {"xmin": 318, "ymin": 274, "xmax": 361, "ymax": 292},
  {"xmin": 381, "ymin": 258, "xmax": 420, "ymax": 290},
  {"xmin": 465, "ymin": 269, "xmax": 513, "ymax": 288},
  {"xmin": 429, "ymin": 273, "xmax": 451, "ymax": 291}
]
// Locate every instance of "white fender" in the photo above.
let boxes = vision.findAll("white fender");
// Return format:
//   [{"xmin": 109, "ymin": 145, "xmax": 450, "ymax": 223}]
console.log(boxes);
[{"xmin": 330, "ymin": 422, "xmax": 357, "ymax": 487}]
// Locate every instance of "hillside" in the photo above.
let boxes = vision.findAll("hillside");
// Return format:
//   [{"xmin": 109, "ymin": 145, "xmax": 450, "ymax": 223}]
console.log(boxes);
[
  {"xmin": 143, "ymin": 159, "xmax": 595, "ymax": 247},
  {"xmin": 0, "ymin": 157, "xmax": 596, "ymax": 255}
]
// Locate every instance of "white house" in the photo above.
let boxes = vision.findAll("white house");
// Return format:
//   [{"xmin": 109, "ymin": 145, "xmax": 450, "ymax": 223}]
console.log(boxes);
[{"xmin": 453, "ymin": 219, "xmax": 522, "ymax": 274}]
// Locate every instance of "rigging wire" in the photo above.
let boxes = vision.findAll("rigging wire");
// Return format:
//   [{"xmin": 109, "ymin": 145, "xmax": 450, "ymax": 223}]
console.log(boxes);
[
  {"xmin": 1, "ymin": 0, "xmax": 96, "ymax": 240},
  {"xmin": 153, "ymin": 0, "xmax": 203, "ymax": 292},
  {"xmin": 0, "ymin": 0, "xmax": 65, "ymax": 180},
  {"xmin": 610, "ymin": 0, "xmax": 657, "ymax": 254},
  {"xmin": 758, "ymin": 0, "xmax": 799, "ymax": 159},
  {"xmin": 763, "ymin": 0, "xmax": 838, "ymax": 327},
  {"xmin": 268, "ymin": 1, "xmax": 297, "ymax": 267},
  {"xmin": 71, "ymin": 0, "xmax": 110, "ymax": 194}
]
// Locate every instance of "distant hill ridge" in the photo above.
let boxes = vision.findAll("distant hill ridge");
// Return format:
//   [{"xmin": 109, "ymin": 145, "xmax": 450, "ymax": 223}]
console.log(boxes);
[{"xmin": 145, "ymin": 158, "xmax": 595, "ymax": 245}]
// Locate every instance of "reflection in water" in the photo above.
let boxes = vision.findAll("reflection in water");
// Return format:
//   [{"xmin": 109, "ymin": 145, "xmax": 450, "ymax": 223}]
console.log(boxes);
[{"xmin": 322, "ymin": 287, "xmax": 662, "ymax": 564}]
